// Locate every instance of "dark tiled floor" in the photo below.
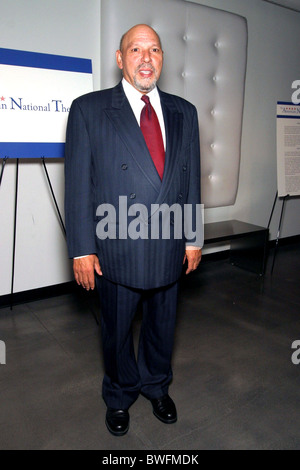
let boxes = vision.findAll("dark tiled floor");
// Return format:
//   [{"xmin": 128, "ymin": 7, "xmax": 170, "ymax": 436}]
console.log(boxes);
[{"xmin": 0, "ymin": 243, "xmax": 300, "ymax": 450}]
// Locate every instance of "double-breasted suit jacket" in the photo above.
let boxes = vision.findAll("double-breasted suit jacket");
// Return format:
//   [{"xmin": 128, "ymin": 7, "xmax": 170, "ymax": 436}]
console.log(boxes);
[{"xmin": 65, "ymin": 81, "xmax": 202, "ymax": 289}]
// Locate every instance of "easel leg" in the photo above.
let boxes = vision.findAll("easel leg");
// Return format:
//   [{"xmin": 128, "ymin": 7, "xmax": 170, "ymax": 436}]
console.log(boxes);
[
  {"xmin": 271, "ymin": 195, "xmax": 288, "ymax": 275},
  {"xmin": 10, "ymin": 158, "xmax": 19, "ymax": 310},
  {"xmin": 41, "ymin": 157, "xmax": 66, "ymax": 236},
  {"xmin": 268, "ymin": 190, "xmax": 278, "ymax": 229},
  {"xmin": 0, "ymin": 157, "xmax": 8, "ymax": 187}
]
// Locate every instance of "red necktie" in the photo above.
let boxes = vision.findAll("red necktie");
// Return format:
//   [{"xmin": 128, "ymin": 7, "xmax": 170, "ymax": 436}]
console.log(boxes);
[{"xmin": 140, "ymin": 95, "xmax": 165, "ymax": 180}]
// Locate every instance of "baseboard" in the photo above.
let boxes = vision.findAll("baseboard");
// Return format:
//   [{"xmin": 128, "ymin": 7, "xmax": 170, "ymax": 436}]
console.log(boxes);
[
  {"xmin": 0, "ymin": 281, "xmax": 77, "ymax": 309},
  {"xmin": 1, "ymin": 235, "xmax": 299, "ymax": 309},
  {"xmin": 268, "ymin": 234, "xmax": 300, "ymax": 247}
]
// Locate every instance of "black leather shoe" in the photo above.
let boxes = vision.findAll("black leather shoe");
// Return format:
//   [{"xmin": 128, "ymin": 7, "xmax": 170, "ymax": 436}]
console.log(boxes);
[
  {"xmin": 151, "ymin": 395, "xmax": 177, "ymax": 424},
  {"xmin": 105, "ymin": 408, "xmax": 129, "ymax": 436}
]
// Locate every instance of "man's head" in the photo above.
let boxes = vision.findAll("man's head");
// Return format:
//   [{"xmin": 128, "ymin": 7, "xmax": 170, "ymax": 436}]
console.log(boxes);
[{"xmin": 116, "ymin": 24, "xmax": 163, "ymax": 94}]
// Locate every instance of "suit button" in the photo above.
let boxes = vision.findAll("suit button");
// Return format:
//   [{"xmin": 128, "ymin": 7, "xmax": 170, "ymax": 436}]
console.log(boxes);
[
  {"xmin": 178, "ymin": 193, "xmax": 183, "ymax": 199},
  {"xmin": 182, "ymin": 165, "xmax": 187, "ymax": 171},
  {"xmin": 130, "ymin": 193, "xmax": 136, "ymax": 199},
  {"xmin": 121, "ymin": 164, "xmax": 128, "ymax": 170}
]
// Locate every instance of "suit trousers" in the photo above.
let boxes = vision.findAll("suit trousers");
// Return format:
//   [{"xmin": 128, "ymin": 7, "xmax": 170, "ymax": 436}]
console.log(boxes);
[{"xmin": 96, "ymin": 275, "xmax": 179, "ymax": 410}]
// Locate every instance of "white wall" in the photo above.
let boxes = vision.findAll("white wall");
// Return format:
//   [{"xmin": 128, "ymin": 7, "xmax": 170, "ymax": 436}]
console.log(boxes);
[{"xmin": 0, "ymin": 0, "xmax": 299, "ymax": 295}]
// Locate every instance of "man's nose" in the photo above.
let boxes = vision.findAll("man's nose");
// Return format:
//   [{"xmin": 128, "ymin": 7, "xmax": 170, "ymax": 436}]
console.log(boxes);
[{"xmin": 142, "ymin": 50, "xmax": 151, "ymax": 62}]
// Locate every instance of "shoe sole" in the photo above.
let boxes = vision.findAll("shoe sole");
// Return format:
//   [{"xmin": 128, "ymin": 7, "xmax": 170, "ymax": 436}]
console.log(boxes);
[
  {"xmin": 105, "ymin": 419, "xmax": 129, "ymax": 436},
  {"xmin": 153, "ymin": 410, "xmax": 177, "ymax": 424}
]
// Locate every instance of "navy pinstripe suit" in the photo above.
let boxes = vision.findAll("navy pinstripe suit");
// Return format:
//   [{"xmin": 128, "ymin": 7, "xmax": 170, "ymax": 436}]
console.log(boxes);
[{"xmin": 65, "ymin": 81, "xmax": 201, "ymax": 408}]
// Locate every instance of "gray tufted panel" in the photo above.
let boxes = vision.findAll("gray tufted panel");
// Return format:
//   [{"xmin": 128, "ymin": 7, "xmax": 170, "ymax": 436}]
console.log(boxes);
[{"xmin": 100, "ymin": 0, "xmax": 248, "ymax": 208}]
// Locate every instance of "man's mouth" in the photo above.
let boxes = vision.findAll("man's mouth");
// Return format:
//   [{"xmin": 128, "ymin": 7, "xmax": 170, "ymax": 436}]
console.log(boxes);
[{"xmin": 137, "ymin": 66, "xmax": 155, "ymax": 79}]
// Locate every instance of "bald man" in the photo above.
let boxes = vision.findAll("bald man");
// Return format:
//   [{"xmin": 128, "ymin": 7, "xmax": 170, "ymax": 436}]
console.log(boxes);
[{"xmin": 65, "ymin": 24, "xmax": 203, "ymax": 436}]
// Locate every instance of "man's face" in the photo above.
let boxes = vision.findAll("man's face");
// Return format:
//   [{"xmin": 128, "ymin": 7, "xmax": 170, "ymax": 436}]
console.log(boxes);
[{"xmin": 116, "ymin": 25, "xmax": 163, "ymax": 94}]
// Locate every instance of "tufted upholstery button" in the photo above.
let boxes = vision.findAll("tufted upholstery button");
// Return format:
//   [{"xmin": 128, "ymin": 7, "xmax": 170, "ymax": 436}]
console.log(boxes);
[
  {"xmin": 182, "ymin": 72, "xmax": 186, "ymax": 78},
  {"xmin": 183, "ymin": 35, "xmax": 188, "ymax": 41},
  {"xmin": 210, "ymin": 143, "xmax": 215, "ymax": 149},
  {"xmin": 121, "ymin": 164, "xmax": 128, "ymax": 170},
  {"xmin": 130, "ymin": 193, "xmax": 136, "ymax": 199}
]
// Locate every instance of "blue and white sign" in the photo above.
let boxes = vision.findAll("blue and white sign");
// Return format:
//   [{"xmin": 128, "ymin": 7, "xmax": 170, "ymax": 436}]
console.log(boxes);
[{"xmin": 0, "ymin": 48, "xmax": 93, "ymax": 158}]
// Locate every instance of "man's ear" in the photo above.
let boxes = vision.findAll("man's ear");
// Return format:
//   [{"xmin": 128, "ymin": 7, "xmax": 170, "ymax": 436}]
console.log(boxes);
[{"xmin": 116, "ymin": 50, "xmax": 123, "ymax": 70}]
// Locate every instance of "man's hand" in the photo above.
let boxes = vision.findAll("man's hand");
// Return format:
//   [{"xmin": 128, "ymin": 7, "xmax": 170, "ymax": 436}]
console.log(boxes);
[
  {"xmin": 73, "ymin": 254, "xmax": 102, "ymax": 291},
  {"xmin": 183, "ymin": 248, "xmax": 202, "ymax": 275}
]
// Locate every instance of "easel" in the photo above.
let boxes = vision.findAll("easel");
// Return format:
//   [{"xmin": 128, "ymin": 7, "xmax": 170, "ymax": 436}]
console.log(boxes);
[
  {"xmin": 267, "ymin": 190, "xmax": 289, "ymax": 275},
  {"xmin": 0, "ymin": 156, "xmax": 66, "ymax": 309},
  {"xmin": 0, "ymin": 156, "xmax": 99, "ymax": 325}
]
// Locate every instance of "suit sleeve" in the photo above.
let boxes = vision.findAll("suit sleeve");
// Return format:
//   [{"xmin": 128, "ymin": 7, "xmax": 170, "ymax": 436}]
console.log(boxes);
[
  {"xmin": 64, "ymin": 99, "xmax": 97, "ymax": 258},
  {"xmin": 185, "ymin": 106, "xmax": 204, "ymax": 249}
]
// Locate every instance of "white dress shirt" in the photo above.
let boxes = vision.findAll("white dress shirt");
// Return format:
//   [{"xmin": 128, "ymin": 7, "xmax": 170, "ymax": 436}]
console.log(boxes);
[{"xmin": 121, "ymin": 78, "xmax": 166, "ymax": 149}]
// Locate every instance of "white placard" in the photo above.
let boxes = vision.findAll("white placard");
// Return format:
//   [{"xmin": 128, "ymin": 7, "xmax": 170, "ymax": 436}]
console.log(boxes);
[
  {"xmin": 277, "ymin": 102, "xmax": 300, "ymax": 197},
  {"xmin": 0, "ymin": 48, "xmax": 93, "ymax": 158}
]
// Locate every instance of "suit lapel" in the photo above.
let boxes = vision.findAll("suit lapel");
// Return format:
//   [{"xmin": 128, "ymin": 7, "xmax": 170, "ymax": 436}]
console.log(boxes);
[
  {"xmin": 105, "ymin": 82, "xmax": 162, "ymax": 194},
  {"xmin": 156, "ymin": 90, "xmax": 183, "ymax": 204}
]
